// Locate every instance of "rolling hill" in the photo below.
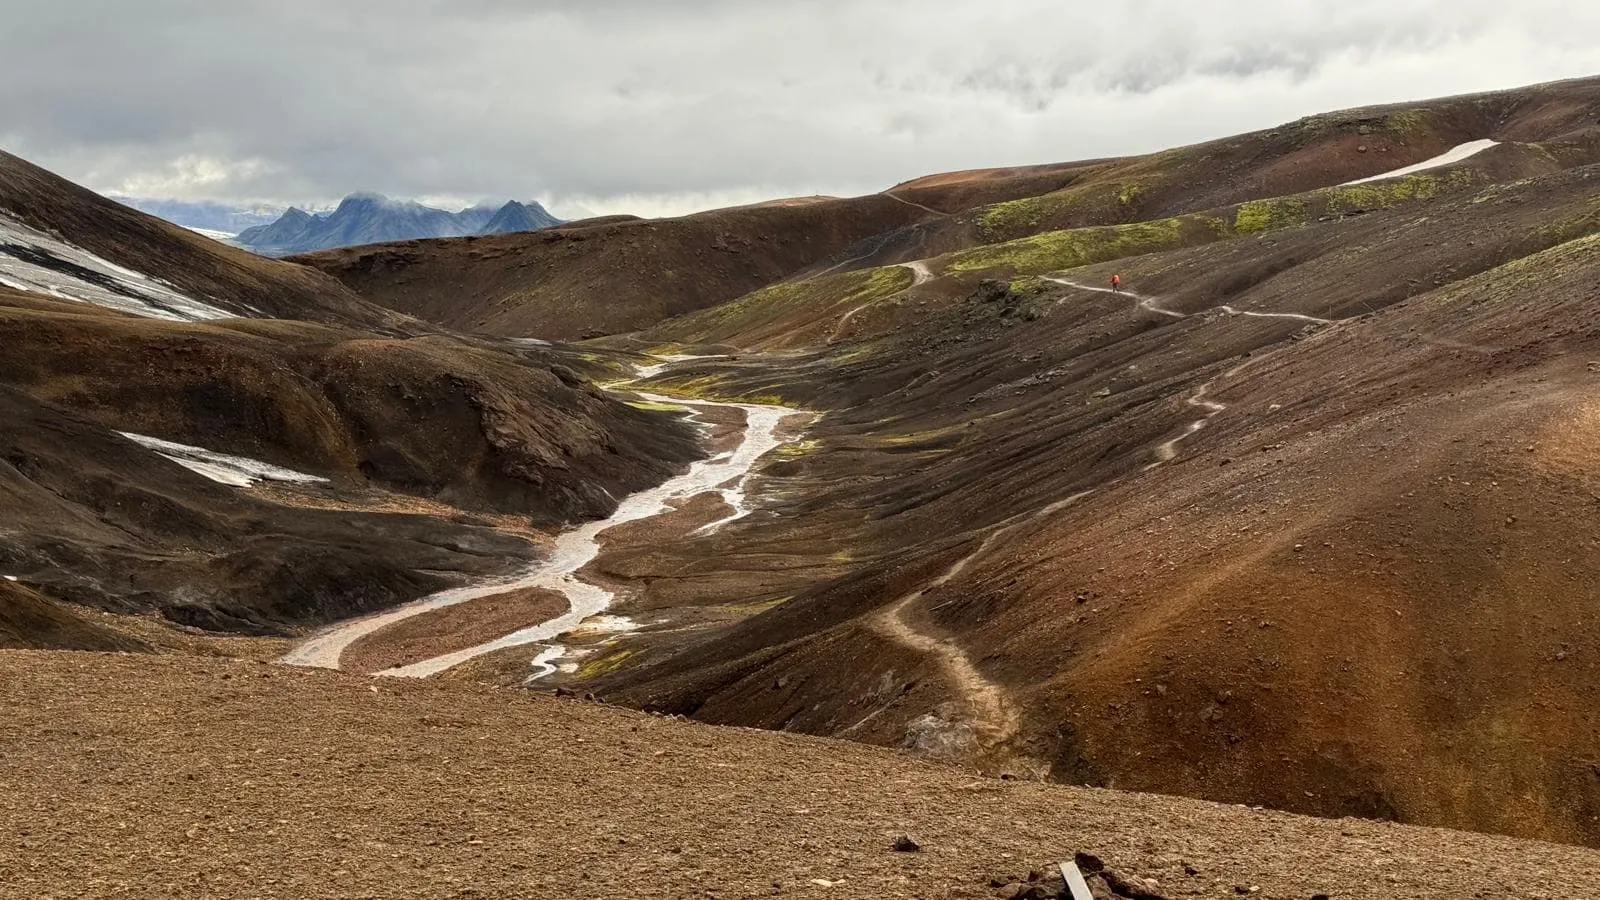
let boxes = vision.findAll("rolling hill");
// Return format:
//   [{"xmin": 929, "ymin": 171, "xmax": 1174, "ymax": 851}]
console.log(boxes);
[{"xmin": 6, "ymin": 73, "xmax": 1600, "ymax": 896}]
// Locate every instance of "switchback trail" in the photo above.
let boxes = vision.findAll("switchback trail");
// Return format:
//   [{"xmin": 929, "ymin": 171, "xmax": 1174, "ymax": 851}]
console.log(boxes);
[
  {"xmin": 867, "ymin": 492, "xmax": 1091, "ymax": 772},
  {"xmin": 828, "ymin": 260, "xmax": 933, "ymax": 342},
  {"xmin": 1045, "ymin": 276, "xmax": 1333, "ymax": 324},
  {"xmin": 864, "ymin": 277, "xmax": 1350, "ymax": 755}
]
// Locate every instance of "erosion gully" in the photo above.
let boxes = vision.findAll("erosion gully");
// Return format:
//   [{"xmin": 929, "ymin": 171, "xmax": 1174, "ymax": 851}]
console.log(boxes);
[{"xmin": 280, "ymin": 358, "xmax": 808, "ymax": 682}]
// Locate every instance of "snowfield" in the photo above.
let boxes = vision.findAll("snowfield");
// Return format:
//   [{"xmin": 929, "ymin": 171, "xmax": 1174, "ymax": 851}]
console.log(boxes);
[
  {"xmin": 1342, "ymin": 139, "xmax": 1500, "ymax": 186},
  {"xmin": 119, "ymin": 433, "xmax": 328, "ymax": 487},
  {"xmin": 0, "ymin": 212, "xmax": 234, "ymax": 321}
]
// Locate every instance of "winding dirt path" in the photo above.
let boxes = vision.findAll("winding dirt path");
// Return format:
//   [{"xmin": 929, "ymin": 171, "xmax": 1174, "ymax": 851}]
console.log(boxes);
[
  {"xmin": 828, "ymin": 260, "xmax": 934, "ymax": 342},
  {"xmin": 867, "ymin": 492, "xmax": 1092, "ymax": 768},
  {"xmin": 867, "ymin": 279, "xmax": 1347, "ymax": 751},
  {"xmin": 884, "ymin": 191, "xmax": 949, "ymax": 217}
]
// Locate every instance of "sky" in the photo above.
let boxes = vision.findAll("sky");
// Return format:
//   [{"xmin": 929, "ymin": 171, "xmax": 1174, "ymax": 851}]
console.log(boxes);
[{"xmin": 2, "ymin": 1, "xmax": 1599, "ymax": 219}]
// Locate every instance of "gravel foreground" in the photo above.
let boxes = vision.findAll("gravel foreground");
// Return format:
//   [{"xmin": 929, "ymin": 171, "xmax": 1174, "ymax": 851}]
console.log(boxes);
[{"xmin": 3, "ymin": 651, "xmax": 1598, "ymax": 899}]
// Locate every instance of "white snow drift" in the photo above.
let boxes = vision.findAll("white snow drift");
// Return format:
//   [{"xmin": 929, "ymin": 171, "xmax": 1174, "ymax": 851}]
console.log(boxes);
[
  {"xmin": 120, "ymin": 433, "xmax": 327, "ymax": 488},
  {"xmin": 0, "ymin": 212, "xmax": 232, "ymax": 321},
  {"xmin": 1342, "ymin": 139, "xmax": 1500, "ymax": 186}
]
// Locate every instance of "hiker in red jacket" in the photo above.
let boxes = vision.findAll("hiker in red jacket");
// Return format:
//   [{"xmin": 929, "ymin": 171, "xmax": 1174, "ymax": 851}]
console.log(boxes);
[{"xmin": 1110, "ymin": 273, "xmax": 1122, "ymax": 293}]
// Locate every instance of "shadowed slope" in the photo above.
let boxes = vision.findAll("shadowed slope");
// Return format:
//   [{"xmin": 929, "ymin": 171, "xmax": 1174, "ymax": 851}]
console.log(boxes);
[{"xmin": 573, "ymin": 150, "xmax": 1600, "ymax": 846}]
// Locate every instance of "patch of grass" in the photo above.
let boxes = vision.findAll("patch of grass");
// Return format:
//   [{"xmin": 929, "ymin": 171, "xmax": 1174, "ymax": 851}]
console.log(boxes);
[
  {"xmin": 655, "ymin": 266, "xmax": 913, "ymax": 342},
  {"xmin": 1323, "ymin": 171, "xmax": 1476, "ymax": 215},
  {"xmin": 975, "ymin": 182, "xmax": 1142, "ymax": 240},
  {"xmin": 947, "ymin": 214, "xmax": 1224, "ymax": 276},
  {"xmin": 645, "ymin": 372, "xmax": 800, "ymax": 408},
  {"xmin": 1382, "ymin": 109, "xmax": 1429, "ymax": 137},
  {"xmin": 575, "ymin": 648, "xmax": 639, "ymax": 680},
  {"xmin": 623, "ymin": 398, "xmax": 693, "ymax": 413},
  {"xmin": 1234, "ymin": 196, "xmax": 1309, "ymax": 234},
  {"xmin": 1007, "ymin": 275, "xmax": 1049, "ymax": 297},
  {"xmin": 774, "ymin": 438, "xmax": 820, "ymax": 460}
]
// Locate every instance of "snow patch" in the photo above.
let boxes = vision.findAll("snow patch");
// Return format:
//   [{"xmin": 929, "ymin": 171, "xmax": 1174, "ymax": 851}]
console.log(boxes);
[
  {"xmin": 0, "ymin": 212, "xmax": 234, "ymax": 321},
  {"xmin": 1342, "ymin": 139, "xmax": 1500, "ymax": 186},
  {"xmin": 120, "ymin": 433, "xmax": 328, "ymax": 487}
]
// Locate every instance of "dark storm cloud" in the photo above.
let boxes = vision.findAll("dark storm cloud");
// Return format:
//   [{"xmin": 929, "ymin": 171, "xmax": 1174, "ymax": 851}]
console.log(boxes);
[{"xmin": 1, "ymin": 0, "xmax": 1597, "ymax": 216}]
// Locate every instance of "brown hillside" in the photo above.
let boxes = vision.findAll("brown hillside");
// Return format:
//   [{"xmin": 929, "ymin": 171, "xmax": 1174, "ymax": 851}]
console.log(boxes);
[
  {"xmin": 554, "ymin": 149, "xmax": 1600, "ymax": 848},
  {"xmin": 7, "ymin": 651, "xmax": 1600, "ymax": 899},
  {"xmin": 790, "ymin": 75, "xmax": 1600, "ymax": 279},
  {"xmin": 0, "ymin": 151, "xmax": 413, "ymax": 328},
  {"xmin": 295, "ymin": 194, "xmax": 945, "ymax": 340}
]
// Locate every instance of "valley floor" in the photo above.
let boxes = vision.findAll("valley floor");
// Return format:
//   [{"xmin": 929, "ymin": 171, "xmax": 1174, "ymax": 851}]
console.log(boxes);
[{"xmin": 3, "ymin": 650, "xmax": 1598, "ymax": 899}]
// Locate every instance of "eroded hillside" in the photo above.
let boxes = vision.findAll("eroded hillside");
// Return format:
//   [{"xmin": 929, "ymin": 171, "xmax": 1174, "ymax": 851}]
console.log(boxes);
[{"xmin": 417, "ymin": 77, "xmax": 1600, "ymax": 848}]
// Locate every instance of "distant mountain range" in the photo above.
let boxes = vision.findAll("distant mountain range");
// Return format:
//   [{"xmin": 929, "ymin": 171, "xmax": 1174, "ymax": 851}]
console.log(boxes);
[
  {"xmin": 235, "ymin": 194, "xmax": 563, "ymax": 256},
  {"xmin": 109, "ymin": 197, "xmax": 300, "ymax": 235}
]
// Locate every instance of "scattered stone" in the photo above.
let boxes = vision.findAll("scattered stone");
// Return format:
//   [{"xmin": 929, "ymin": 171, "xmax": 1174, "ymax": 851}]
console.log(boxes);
[
  {"xmin": 1357, "ymin": 125, "xmax": 1373, "ymax": 135},
  {"xmin": 1357, "ymin": 145, "xmax": 1369, "ymax": 153},
  {"xmin": 893, "ymin": 834, "xmax": 921, "ymax": 853},
  {"xmin": 992, "ymin": 869, "xmax": 1068, "ymax": 899}
]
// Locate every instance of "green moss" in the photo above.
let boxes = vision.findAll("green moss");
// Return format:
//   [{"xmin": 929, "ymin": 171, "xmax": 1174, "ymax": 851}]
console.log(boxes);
[
  {"xmin": 623, "ymin": 398, "xmax": 693, "ymax": 412},
  {"xmin": 576, "ymin": 648, "xmax": 639, "ymax": 680},
  {"xmin": 975, "ymin": 182, "xmax": 1144, "ymax": 240},
  {"xmin": 1323, "ymin": 172, "xmax": 1469, "ymax": 214},
  {"xmin": 1007, "ymin": 275, "xmax": 1049, "ymax": 296},
  {"xmin": 1382, "ymin": 109, "xmax": 1429, "ymax": 136},
  {"xmin": 1234, "ymin": 196, "xmax": 1309, "ymax": 234},
  {"xmin": 644, "ymin": 372, "xmax": 799, "ymax": 408},
  {"xmin": 946, "ymin": 214, "xmax": 1223, "ymax": 276},
  {"xmin": 655, "ymin": 265, "xmax": 913, "ymax": 342},
  {"xmin": 774, "ymin": 439, "xmax": 819, "ymax": 460}
]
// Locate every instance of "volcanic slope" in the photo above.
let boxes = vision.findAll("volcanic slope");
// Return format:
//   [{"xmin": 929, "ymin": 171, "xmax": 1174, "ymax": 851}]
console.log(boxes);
[
  {"xmin": 787, "ymin": 75, "xmax": 1600, "ymax": 281},
  {"xmin": 465, "ymin": 84, "xmax": 1600, "ymax": 849},
  {"xmin": 0, "ymin": 156, "xmax": 701, "ymax": 646},
  {"xmin": 0, "ymin": 151, "xmax": 420, "ymax": 328},
  {"xmin": 9, "ymin": 652, "xmax": 1600, "ymax": 900}
]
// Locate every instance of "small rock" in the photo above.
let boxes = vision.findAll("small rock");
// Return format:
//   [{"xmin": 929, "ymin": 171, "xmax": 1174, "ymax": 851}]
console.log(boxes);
[
  {"xmin": 1357, "ymin": 145, "xmax": 1369, "ymax": 153},
  {"xmin": 893, "ymin": 834, "xmax": 921, "ymax": 853}
]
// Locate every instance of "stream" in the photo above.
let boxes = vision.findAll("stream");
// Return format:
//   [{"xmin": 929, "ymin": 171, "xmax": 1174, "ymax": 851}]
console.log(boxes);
[{"xmin": 280, "ymin": 364, "xmax": 806, "ymax": 680}]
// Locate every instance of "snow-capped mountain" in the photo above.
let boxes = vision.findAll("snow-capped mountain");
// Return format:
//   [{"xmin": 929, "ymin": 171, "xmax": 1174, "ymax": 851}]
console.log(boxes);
[{"xmin": 234, "ymin": 194, "xmax": 562, "ymax": 256}]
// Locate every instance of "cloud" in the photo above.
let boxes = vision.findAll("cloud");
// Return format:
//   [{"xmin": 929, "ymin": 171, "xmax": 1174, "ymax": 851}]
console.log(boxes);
[{"xmin": 2, "ymin": 0, "xmax": 1598, "ymax": 216}]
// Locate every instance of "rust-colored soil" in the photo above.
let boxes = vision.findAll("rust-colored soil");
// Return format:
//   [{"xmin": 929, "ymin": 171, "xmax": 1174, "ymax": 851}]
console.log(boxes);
[
  {"xmin": 7, "ymin": 651, "xmax": 1600, "ymax": 900},
  {"xmin": 340, "ymin": 587, "xmax": 568, "ymax": 673}
]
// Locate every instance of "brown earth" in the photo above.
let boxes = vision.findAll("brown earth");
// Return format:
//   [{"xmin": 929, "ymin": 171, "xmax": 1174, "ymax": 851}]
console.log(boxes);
[
  {"xmin": 0, "ymin": 151, "xmax": 411, "ymax": 328},
  {"xmin": 548, "ymin": 91, "xmax": 1600, "ymax": 849},
  {"xmin": 339, "ymin": 587, "xmax": 568, "ymax": 673},
  {"xmin": 783, "ymin": 76, "xmax": 1600, "ymax": 280},
  {"xmin": 8, "ymin": 650, "xmax": 1600, "ymax": 900},
  {"xmin": 9, "ymin": 74, "xmax": 1600, "ymax": 884},
  {"xmin": 293, "ymin": 194, "xmax": 939, "ymax": 340},
  {"xmin": 0, "ymin": 158, "xmax": 703, "ymax": 645},
  {"xmin": 0, "ymin": 294, "xmax": 698, "ymax": 523}
]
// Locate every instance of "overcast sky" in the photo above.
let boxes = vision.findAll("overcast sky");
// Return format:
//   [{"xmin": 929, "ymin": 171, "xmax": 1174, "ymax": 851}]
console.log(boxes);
[{"xmin": 3, "ymin": 1, "xmax": 1599, "ymax": 218}]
